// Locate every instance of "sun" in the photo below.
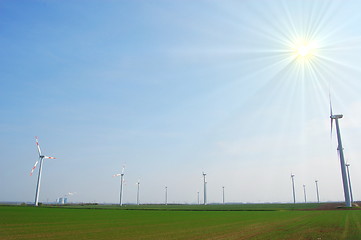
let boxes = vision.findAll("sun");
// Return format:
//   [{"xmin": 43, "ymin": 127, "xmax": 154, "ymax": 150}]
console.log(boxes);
[
  {"xmin": 297, "ymin": 44, "xmax": 311, "ymax": 57},
  {"xmin": 292, "ymin": 40, "xmax": 317, "ymax": 60}
]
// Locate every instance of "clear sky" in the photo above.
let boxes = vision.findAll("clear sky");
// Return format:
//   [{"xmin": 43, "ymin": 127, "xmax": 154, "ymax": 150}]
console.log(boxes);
[{"xmin": 1, "ymin": 0, "xmax": 361, "ymax": 204}]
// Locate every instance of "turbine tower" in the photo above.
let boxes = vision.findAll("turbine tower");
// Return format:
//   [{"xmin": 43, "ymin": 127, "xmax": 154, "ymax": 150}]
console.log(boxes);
[
  {"xmin": 136, "ymin": 179, "xmax": 140, "ymax": 205},
  {"xmin": 30, "ymin": 137, "xmax": 56, "ymax": 207},
  {"xmin": 222, "ymin": 186, "xmax": 225, "ymax": 204},
  {"xmin": 291, "ymin": 174, "xmax": 296, "ymax": 204},
  {"xmin": 330, "ymin": 103, "xmax": 352, "ymax": 207},
  {"xmin": 303, "ymin": 185, "xmax": 307, "ymax": 203},
  {"xmin": 197, "ymin": 191, "xmax": 200, "ymax": 205},
  {"xmin": 165, "ymin": 186, "xmax": 168, "ymax": 205},
  {"xmin": 112, "ymin": 165, "xmax": 125, "ymax": 206},
  {"xmin": 202, "ymin": 172, "xmax": 207, "ymax": 205},
  {"xmin": 346, "ymin": 163, "xmax": 354, "ymax": 203},
  {"xmin": 315, "ymin": 180, "xmax": 320, "ymax": 203}
]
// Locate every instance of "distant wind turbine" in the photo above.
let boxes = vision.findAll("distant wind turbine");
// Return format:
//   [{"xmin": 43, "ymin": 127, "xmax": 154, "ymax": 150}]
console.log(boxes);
[
  {"xmin": 222, "ymin": 186, "xmax": 225, "ymax": 204},
  {"xmin": 165, "ymin": 186, "xmax": 168, "ymax": 205},
  {"xmin": 113, "ymin": 165, "xmax": 125, "ymax": 206},
  {"xmin": 330, "ymin": 99, "xmax": 352, "ymax": 207},
  {"xmin": 197, "ymin": 191, "xmax": 200, "ymax": 205},
  {"xmin": 315, "ymin": 180, "xmax": 320, "ymax": 203},
  {"xmin": 202, "ymin": 172, "xmax": 207, "ymax": 205},
  {"xmin": 291, "ymin": 174, "xmax": 296, "ymax": 204},
  {"xmin": 136, "ymin": 179, "xmax": 140, "ymax": 205},
  {"xmin": 303, "ymin": 185, "xmax": 307, "ymax": 203},
  {"xmin": 345, "ymin": 163, "xmax": 354, "ymax": 204},
  {"xmin": 30, "ymin": 137, "xmax": 56, "ymax": 207}
]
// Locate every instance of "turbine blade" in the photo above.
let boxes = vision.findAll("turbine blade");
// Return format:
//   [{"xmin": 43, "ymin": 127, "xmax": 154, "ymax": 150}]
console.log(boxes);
[
  {"xmin": 30, "ymin": 160, "xmax": 39, "ymax": 176},
  {"xmin": 35, "ymin": 136, "xmax": 42, "ymax": 156},
  {"xmin": 121, "ymin": 165, "xmax": 125, "ymax": 174},
  {"xmin": 329, "ymin": 94, "xmax": 334, "ymax": 139},
  {"xmin": 44, "ymin": 156, "xmax": 56, "ymax": 159},
  {"xmin": 112, "ymin": 173, "xmax": 121, "ymax": 177}
]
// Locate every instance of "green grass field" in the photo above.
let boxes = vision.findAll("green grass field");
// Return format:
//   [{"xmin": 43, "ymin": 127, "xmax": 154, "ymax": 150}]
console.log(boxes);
[
  {"xmin": 53, "ymin": 203, "xmax": 321, "ymax": 211},
  {"xmin": 1, "ymin": 204, "xmax": 361, "ymax": 240}
]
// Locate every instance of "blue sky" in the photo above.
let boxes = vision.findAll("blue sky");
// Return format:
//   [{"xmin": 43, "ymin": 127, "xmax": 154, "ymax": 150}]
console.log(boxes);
[{"xmin": 1, "ymin": 0, "xmax": 361, "ymax": 204}]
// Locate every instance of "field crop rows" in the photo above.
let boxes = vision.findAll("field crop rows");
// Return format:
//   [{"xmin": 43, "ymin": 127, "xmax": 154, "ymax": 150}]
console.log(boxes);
[{"xmin": 1, "ymin": 204, "xmax": 361, "ymax": 240}]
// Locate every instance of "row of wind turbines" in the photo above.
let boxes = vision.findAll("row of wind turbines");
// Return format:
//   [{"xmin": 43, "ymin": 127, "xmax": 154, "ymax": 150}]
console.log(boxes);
[
  {"xmin": 30, "ymin": 103, "xmax": 356, "ymax": 207},
  {"xmin": 291, "ymin": 165, "xmax": 354, "ymax": 204},
  {"xmin": 289, "ymin": 99, "xmax": 356, "ymax": 207},
  {"xmin": 111, "ymin": 168, "xmax": 223, "ymax": 206}
]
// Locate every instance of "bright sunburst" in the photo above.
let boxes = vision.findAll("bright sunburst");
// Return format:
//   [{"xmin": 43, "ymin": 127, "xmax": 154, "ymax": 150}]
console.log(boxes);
[{"xmin": 292, "ymin": 40, "xmax": 318, "ymax": 60}]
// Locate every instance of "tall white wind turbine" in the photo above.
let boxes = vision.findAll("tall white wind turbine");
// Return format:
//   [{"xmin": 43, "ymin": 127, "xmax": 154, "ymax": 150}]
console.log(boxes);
[
  {"xmin": 345, "ymin": 163, "xmax": 354, "ymax": 203},
  {"xmin": 222, "ymin": 186, "xmax": 225, "ymax": 204},
  {"xmin": 30, "ymin": 137, "xmax": 56, "ymax": 207},
  {"xmin": 136, "ymin": 179, "xmax": 140, "ymax": 205},
  {"xmin": 303, "ymin": 185, "xmax": 307, "ymax": 203},
  {"xmin": 330, "ymin": 100, "xmax": 352, "ymax": 207},
  {"xmin": 291, "ymin": 174, "xmax": 296, "ymax": 204},
  {"xmin": 113, "ymin": 165, "xmax": 125, "ymax": 206},
  {"xmin": 202, "ymin": 172, "xmax": 207, "ymax": 205},
  {"xmin": 315, "ymin": 180, "xmax": 320, "ymax": 203}
]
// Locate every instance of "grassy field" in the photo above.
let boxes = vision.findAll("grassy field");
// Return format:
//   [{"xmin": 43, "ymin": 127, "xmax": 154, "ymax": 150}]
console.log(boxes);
[
  {"xmin": 52, "ymin": 203, "xmax": 321, "ymax": 211},
  {"xmin": 1, "ymin": 204, "xmax": 361, "ymax": 240}
]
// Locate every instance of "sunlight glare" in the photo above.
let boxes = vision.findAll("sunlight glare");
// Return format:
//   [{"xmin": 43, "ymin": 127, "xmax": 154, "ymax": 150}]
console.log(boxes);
[
  {"xmin": 292, "ymin": 40, "xmax": 317, "ymax": 59},
  {"xmin": 297, "ymin": 44, "xmax": 311, "ymax": 57}
]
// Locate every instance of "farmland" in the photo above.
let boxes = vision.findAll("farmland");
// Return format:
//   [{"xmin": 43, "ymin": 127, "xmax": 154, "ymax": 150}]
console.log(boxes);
[{"xmin": 1, "ymin": 204, "xmax": 361, "ymax": 240}]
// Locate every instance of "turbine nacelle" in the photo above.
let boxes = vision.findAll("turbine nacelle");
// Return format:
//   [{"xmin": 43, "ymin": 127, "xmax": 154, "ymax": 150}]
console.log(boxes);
[{"xmin": 330, "ymin": 114, "xmax": 343, "ymax": 119}]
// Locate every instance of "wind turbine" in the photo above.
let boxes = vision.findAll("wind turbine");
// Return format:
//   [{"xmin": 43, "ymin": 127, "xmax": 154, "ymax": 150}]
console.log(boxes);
[
  {"xmin": 222, "ymin": 186, "xmax": 225, "ymax": 204},
  {"xmin": 330, "ymin": 100, "xmax": 352, "ymax": 207},
  {"xmin": 202, "ymin": 172, "xmax": 207, "ymax": 205},
  {"xmin": 136, "ymin": 179, "xmax": 140, "ymax": 205},
  {"xmin": 291, "ymin": 174, "xmax": 296, "ymax": 204},
  {"xmin": 30, "ymin": 137, "xmax": 56, "ymax": 207},
  {"xmin": 197, "ymin": 191, "xmax": 200, "ymax": 205},
  {"xmin": 345, "ymin": 163, "xmax": 354, "ymax": 204},
  {"xmin": 113, "ymin": 165, "xmax": 125, "ymax": 206},
  {"xmin": 315, "ymin": 180, "xmax": 320, "ymax": 203},
  {"xmin": 165, "ymin": 186, "xmax": 168, "ymax": 205},
  {"xmin": 303, "ymin": 185, "xmax": 307, "ymax": 203}
]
